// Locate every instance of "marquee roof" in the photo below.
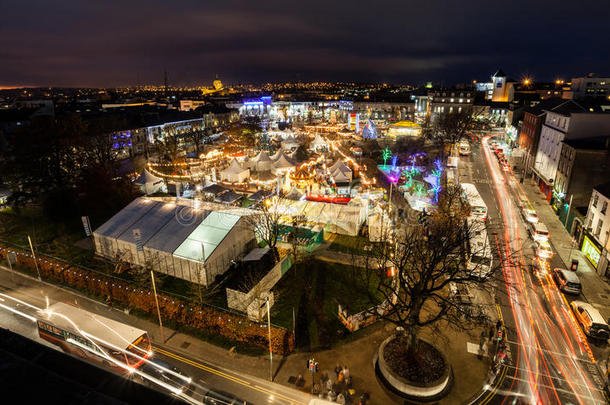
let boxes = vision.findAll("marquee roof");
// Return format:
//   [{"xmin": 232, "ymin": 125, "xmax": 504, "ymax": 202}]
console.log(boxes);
[{"xmin": 173, "ymin": 212, "xmax": 241, "ymax": 262}]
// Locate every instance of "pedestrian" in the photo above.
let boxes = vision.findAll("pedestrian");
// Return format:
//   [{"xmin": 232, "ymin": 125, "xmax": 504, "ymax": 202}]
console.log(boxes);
[
  {"xmin": 496, "ymin": 320, "xmax": 502, "ymax": 332},
  {"xmin": 488, "ymin": 325, "xmax": 495, "ymax": 342},
  {"xmin": 321, "ymin": 370, "xmax": 329, "ymax": 384},
  {"xmin": 342, "ymin": 366, "xmax": 350, "ymax": 381},
  {"xmin": 479, "ymin": 330, "xmax": 487, "ymax": 350},
  {"xmin": 335, "ymin": 364, "xmax": 342, "ymax": 378}
]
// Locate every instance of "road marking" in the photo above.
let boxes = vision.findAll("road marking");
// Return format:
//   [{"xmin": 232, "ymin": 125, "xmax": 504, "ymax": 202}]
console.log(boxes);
[{"xmin": 153, "ymin": 345, "xmax": 301, "ymax": 405}]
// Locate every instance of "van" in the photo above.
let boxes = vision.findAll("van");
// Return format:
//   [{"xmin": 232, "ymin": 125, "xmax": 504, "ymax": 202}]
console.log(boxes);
[
  {"xmin": 529, "ymin": 222, "xmax": 549, "ymax": 242},
  {"xmin": 552, "ymin": 268, "xmax": 581, "ymax": 295}
]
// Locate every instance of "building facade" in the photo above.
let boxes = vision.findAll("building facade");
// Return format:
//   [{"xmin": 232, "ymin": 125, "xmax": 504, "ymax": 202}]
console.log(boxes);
[
  {"xmin": 583, "ymin": 182, "xmax": 610, "ymax": 275},
  {"xmin": 569, "ymin": 74, "xmax": 610, "ymax": 100},
  {"xmin": 532, "ymin": 101, "xmax": 610, "ymax": 201},
  {"xmin": 554, "ymin": 136, "xmax": 610, "ymax": 213}
]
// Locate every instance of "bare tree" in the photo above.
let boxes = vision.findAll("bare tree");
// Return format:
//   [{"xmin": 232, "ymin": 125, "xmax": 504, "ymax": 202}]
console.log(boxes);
[
  {"xmin": 423, "ymin": 107, "xmax": 485, "ymax": 158},
  {"xmin": 153, "ymin": 132, "xmax": 182, "ymax": 163},
  {"xmin": 352, "ymin": 185, "xmax": 501, "ymax": 353},
  {"xmin": 243, "ymin": 197, "xmax": 283, "ymax": 261},
  {"xmin": 184, "ymin": 128, "xmax": 211, "ymax": 157}
]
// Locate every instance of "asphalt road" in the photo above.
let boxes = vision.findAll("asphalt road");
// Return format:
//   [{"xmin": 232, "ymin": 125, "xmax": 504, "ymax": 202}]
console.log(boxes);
[
  {"xmin": 0, "ymin": 268, "xmax": 313, "ymax": 405},
  {"xmin": 465, "ymin": 135, "xmax": 608, "ymax": 404}
]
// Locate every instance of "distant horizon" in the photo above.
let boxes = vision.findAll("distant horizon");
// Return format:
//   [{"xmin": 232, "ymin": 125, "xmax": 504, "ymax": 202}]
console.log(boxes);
[{"xmin": 0, "ymin": 73, "xmax": 594, "ymax": 92}]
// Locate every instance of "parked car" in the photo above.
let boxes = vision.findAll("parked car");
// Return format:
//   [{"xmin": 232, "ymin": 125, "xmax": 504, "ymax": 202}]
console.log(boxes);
[
  {"xmin": 202, "ymin": 389, "xmax": 252, "ymax": 405},
  {"xmin": 536, "ymin": 240, "xmax": 553, "ymax": 260},
  {"xmin": 571, "ymin": 301, "xmax": 610, "ymax": 341},
  {"xmin": 139, "ymin": 358, "xmax": 191, "ymax": 394},
  {"xmin": 521, "ymin": 207, "xmax": 539, "ymax": 223},
  {"xmin": 529, "ymin": 222, "xmax": 549, "ymax": 242},
  {"xmin": 552, "ymin": 268, "xmax": 581, "ymax": 295}
]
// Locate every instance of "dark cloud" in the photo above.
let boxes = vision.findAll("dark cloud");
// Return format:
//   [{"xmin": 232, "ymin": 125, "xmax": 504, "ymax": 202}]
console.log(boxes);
[{"xmin": 1, "ymin": 0, "xmax": 609, "ymax": 87}]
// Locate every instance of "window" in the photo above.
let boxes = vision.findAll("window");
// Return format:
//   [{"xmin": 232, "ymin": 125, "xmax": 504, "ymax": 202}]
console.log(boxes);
[
  {"xmin": 593, "ymin": 193, "xmax": 599, "ymax": 208},
  {"xmin": 601, "ymin": 201, "xmax": 608, "ymax": 215},
  {"xmin": 596, "ymin": 219, "xmax": 603, "ymax": 237},
  {"xmin": 587, "ymin": 215, "xmax": 594, "ymax": 229}
]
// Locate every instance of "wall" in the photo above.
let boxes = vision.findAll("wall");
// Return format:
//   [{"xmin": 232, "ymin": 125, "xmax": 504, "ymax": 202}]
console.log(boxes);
[{"xmin": 226, "ymin": 256, "xmax": 291, "ymax": 321}]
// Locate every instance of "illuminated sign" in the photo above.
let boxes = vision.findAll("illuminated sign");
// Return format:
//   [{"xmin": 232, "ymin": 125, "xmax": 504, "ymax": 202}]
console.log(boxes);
[{"xmin": 581, "ymin": 235, "xmax": 601, "ymax": 267}]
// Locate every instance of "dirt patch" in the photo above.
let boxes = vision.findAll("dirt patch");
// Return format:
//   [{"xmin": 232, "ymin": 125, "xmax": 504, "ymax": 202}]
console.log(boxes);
[{"xmin": 383, "ymin": 337, "xmax": 446, "ymax": 384}]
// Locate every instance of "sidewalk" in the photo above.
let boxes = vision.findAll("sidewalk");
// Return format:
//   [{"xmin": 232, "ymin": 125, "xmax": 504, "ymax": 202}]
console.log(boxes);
[{"xmin": 518, "ymin": 178, "xmax": 610, "ymax": 321}]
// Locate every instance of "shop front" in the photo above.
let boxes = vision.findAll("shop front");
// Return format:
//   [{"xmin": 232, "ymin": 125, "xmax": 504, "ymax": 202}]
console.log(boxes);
[{"xmin": 581, "ymin": 234, "xmax": 602, "ymax": 270}]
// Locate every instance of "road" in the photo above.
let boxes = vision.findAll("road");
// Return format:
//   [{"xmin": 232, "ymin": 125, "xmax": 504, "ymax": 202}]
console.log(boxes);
[
  {"xmin": 0, "ymin": 267, "xmax": 314, "ymax": 405},
  {"xmin": 466, "ymin": 135, "xmax": 608, "ymax": 404}
]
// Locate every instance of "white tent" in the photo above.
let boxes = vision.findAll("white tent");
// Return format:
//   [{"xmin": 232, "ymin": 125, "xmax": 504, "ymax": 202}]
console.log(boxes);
[
  {"xmin": 273, "ymin": 153, "xmax": 296, "ymax": 174},
  {"xmin": 281, "ymin": 135, "xmax": 301, "ymax": 151},
  {"xmin": 285, "ymin": 187, "xmax": 304, "ymax": 201},
  {"xmin": 368, "ymin": 206, "xmax": 393, "ymax": 242},
  {"xmin": 310, "ymin": 134, "xmax": 328, "ymax": 152},
  {"xmin": 93, "ymin": 198, "xmax": 255, "ymax": 286},
  {"xmin": 330, "ymin": 160, "xmax": 352, "ymax": 184},
  {"xmin": 252, "ymin": 150, "xmax": 274, "ymax": 171},
  {"xmin": 134, "ymin": 169, "xmax": 166, "ymax": 195},
  {"xmin": 221, "ymin": 159, "xmax": 250, "ymax": 183}
]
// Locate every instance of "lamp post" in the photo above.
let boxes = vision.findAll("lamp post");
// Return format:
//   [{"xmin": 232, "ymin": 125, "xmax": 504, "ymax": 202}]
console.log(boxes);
[
  {"xmin": 150, "ymin": 270, "xmax": 165, "ymax": 344},
  {"xmin": 27, "ymin": 235, "xmax": 41, "ymax": 281},
  {"xmin": 265, "ymin": 297, "xmax": 273, "ymax": 381}
]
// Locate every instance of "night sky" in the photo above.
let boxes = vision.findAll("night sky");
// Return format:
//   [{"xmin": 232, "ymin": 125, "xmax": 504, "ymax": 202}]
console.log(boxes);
[{"xmin": 1, "ymin": 0, "xmax": 609, "ymax": 87}]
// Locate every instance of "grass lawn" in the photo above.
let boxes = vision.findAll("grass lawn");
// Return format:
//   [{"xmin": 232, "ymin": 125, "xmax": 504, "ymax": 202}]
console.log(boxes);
[
  {"xmin": 0, "ymin": 207, "xmax": 100, "ymax": 268},
  {"xmin": 272, "ymin": 258, "xmax": 382, "ymax": 351},
  {"xmin": 328, "ymin": 234, "xmax": 372, "ymax": 256}
]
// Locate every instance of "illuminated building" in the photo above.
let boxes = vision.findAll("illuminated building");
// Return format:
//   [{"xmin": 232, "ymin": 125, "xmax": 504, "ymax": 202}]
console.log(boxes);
[{"xmin": 387, "ymin": 120, "xmax": 422, "ymax": 138}]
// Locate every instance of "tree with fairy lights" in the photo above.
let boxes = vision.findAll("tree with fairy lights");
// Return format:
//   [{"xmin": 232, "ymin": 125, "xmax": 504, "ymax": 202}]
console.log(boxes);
[{"xmin": 382, "ymin": 147, "xmax": 392, "ymax": 166}]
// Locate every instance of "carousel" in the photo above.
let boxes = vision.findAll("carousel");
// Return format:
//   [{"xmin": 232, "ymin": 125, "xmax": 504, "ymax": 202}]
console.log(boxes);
[{"xmin": 289, "ymin": 166, "xmax": 315, "ymax": 189}]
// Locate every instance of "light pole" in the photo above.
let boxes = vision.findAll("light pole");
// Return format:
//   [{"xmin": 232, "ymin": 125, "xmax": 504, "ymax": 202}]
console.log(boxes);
[
  {"xmin": 265, "ymin": 297, "xmax": 273, "ymax": 381},
  {"xmin": 27, "ymin": 235, "xmax": 41, "ymax": 281},
  {"xmin": 150, "ymin": 270, "xmax": 166, "ymax": 343}
]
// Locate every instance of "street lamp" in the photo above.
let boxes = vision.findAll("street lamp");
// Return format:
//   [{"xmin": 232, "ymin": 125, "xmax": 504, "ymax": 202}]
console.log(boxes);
[{"xmin": 261, "ymin": 296, "xmax": 273, "ymax": 381}]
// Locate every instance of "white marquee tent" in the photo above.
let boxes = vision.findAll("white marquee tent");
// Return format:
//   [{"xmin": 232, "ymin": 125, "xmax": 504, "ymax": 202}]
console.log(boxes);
[
  {"xmin": 93, "ymin": 198, "xmax": 255, "ymax": 286},
  {"xmin": 221, "ymin": 159, "xmax": 250, "ymax": 183},
  {"xmin": 252, "ymin": 150, "xmax": 274, "ymax": 171},
  {"xmin": 329, "ymin": 160, "xmax": 353, "ymax": 185},
  {"xmin": 134, "ymin": 169, "xmax": 166, "ymax": 195}
]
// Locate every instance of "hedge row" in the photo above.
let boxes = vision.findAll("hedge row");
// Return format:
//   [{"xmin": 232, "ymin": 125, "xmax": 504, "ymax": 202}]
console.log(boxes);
[{"xmin": 0, "ymin": 245, "xmax": 294, "ymax": 354}]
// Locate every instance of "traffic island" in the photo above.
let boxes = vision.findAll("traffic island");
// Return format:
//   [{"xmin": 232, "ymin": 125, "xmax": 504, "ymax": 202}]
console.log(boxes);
[{"xmin": 374, "ymin": 335, "xmax": 453, "ymax": 402}]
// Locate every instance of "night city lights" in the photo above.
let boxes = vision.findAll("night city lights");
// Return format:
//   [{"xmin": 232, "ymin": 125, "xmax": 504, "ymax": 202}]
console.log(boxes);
[{"xmin": 0, "ymin": 1, "xmax": 609, "ymax": 404}]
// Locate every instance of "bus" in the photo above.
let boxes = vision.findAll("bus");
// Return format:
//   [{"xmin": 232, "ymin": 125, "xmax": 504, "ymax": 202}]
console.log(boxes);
[
  {"xmin": 37, "ymin": 302, "xmax": 151, "ymax": 372},
  {"xmin": 466, "ymin": 219, "xmax": 493, "ymax": 279},
  {"xmin": 461, "ymin": 183, "xmax": 488, "ymax": 221}
]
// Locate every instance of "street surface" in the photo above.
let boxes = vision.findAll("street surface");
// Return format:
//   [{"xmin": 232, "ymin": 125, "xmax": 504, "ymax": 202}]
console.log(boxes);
[
  {"xmin": 466, "ymin": 134, "xmax": 608, "ymax": 404},
  {"xmin": 0, "ymin": 267, "xmax": 314, "ymax": 405}
]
